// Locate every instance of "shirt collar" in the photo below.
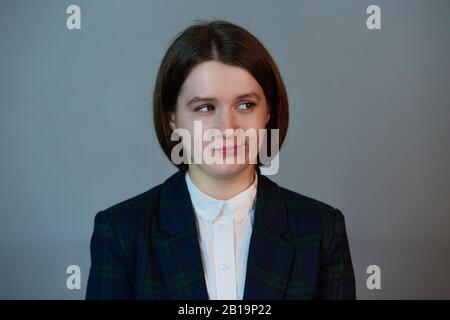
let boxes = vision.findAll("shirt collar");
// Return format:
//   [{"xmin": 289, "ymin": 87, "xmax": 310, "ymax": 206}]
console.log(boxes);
[{"xmin": 185, "ymin": 170, "xmax": 258, "ymax": 224}]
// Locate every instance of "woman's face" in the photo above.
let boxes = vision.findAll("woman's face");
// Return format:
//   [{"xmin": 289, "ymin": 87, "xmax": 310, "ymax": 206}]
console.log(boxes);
[{"xmin": 169, "ymin": 60, "xmax": 270, "ymax": 179}]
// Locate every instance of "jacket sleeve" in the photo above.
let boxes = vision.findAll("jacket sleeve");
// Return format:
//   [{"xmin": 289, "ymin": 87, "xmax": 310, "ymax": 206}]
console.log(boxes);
[
  {"xmin": 322, "ymin": 208, "xmax": 356, "ymax": 299},
  {"xmin": 86, "ymin": 210, "xmax": 133, "ymax": 299}
]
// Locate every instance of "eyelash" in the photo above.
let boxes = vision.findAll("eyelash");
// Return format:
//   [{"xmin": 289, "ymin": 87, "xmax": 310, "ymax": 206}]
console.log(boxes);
[{"xmin": 195, "ymin": 102, "xmax": 255, "ymax": 112}]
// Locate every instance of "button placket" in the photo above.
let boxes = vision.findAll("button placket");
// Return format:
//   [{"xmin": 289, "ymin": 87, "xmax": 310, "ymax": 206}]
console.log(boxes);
[{"xmin": 213, "ymin": 204, "xmax": 237, "ymax": 299}]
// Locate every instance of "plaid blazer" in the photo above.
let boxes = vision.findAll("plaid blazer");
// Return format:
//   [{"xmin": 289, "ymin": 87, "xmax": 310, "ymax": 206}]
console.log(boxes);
[{"xmin": 86, "ymin": 169, "xmax": 356, "ymax": 300}]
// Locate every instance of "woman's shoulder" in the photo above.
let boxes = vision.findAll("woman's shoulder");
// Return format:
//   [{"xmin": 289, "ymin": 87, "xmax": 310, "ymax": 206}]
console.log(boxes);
[
  {"xmin": 278, "ymin": 185, "xmax": 336, "ymax": 211},
  {"xmin": 276, "ymin": 183, "xmax": 346, "ymax": 227},
  {"xmin": 93, "ymin": 182, "xmax": 163, "ymax": 232},
  {"xmin": 269, "ymin": 183, "xmax": 348, "ymax": 243}
]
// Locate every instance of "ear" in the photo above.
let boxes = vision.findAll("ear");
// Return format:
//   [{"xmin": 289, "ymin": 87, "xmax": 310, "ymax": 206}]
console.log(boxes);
[{"xmin": 169, "ymin": 112, "xmax": 176, "ymax": 131}]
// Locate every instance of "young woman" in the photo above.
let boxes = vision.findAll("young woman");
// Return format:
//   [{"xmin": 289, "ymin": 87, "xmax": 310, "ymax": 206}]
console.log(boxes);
[{"xmin": 86, "ymin": 20, "xmax": 356, "ymax": 300}]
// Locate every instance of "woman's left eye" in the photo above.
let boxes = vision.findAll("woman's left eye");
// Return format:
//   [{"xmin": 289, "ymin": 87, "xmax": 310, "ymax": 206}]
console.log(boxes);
[{"xmin": 237, "ymin": 102, "xmax": 255, "ymax": 110}]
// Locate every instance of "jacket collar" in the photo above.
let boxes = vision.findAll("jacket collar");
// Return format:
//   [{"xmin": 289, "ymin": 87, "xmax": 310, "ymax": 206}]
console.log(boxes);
[
  {"xmin": 159, "ymin": 168, "xmax": 288, "ymax": 236},
  {"xmin": 184, "ymin": 169, "xmax": 258, "ymax": 224}
]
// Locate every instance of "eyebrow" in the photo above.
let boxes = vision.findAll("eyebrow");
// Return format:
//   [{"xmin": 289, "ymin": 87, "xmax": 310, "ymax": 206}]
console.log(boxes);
[{"xmin": 186, "ymin": 92, "xmax": 261, "ymax": 107}]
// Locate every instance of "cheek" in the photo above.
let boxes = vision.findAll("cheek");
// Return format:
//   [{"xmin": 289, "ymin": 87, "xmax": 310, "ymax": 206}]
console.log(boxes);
[
  {"xmin": 252, "ymin": 103, "xmax": 270, "ymax": 125},
  {"xmin": 175, "ymin": 117, "xmax": 214, "ymax": 147},
  {"xmin": 247, "ymin": 112, "xmax": 269, "ymax": 130},
  {"xmin": 173, "ymin": 109, "xmax": 194, "ymax": 129}
]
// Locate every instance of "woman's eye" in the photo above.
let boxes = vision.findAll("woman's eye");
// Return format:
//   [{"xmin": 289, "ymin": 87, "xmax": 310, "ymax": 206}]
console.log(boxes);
[
  {"xmin": 237, "ymin": 102, "xmax": 255, "ymax": 110},
  {"xmin": 196, "ymin": 105, "xmax": 214, "ymax": 112}
]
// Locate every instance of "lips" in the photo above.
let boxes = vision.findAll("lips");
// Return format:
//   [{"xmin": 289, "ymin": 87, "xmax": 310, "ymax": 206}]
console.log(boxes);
[{"xmin": 215, "ymin": 144, "xmax": 244, "ymax": 156}]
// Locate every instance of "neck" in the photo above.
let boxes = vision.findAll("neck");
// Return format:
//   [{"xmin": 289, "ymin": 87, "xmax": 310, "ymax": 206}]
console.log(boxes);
[{"xmin": 187, "ymin": 165, "xmax": 256, "ymax": 200}]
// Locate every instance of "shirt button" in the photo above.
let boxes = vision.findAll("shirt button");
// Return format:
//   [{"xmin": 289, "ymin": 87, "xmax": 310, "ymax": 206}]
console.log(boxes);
[{"xmin": 219, "ymin": 263, "xmax": 229, "ymax": 271}]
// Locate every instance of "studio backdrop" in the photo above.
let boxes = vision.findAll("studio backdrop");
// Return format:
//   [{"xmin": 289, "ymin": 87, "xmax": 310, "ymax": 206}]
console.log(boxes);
[{"xmin": 0, "ymin": 0, "xmax": 449, "ymax": 299}]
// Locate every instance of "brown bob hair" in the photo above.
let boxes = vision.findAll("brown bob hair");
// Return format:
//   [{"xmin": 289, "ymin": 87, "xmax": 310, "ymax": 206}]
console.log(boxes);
[{"xmin": 153, "ymin": 20, "xmax": 289, "ymax": 172}]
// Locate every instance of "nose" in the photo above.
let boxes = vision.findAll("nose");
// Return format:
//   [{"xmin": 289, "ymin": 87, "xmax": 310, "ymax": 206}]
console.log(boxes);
[{"xmin": 217, "ymin": 107, "xmax": 239, "ymax": 137}]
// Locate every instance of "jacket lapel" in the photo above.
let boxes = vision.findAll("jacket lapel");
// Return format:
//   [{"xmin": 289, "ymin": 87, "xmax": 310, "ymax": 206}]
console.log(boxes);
[
  {"xmin": 154, "ymin": 169, "xmax": 295, "ymax": 300},
  {"xmin": 154, "ymin": 170, "xmax": 209, "ymax": 299},
  {"xmin": 243, "ymin": 171, "xmax": 296, "ymax": 299}
]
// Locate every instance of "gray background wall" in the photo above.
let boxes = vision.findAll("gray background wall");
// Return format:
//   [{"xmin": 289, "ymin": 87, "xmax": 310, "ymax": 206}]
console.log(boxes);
[{"xmin": 1, "ymin": 0, "xmax": 449, "ymax": 299}]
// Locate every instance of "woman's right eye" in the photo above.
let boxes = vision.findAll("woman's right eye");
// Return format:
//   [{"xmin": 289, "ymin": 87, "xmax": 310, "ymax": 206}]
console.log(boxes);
[{"xmin": 195, "ymin": 104, "xmax": 214, "ymax": 112}]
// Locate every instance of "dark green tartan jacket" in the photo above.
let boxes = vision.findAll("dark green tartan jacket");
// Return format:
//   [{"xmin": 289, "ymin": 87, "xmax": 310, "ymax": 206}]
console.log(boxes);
[{"xmin": 86, "ymin": 169, "xmax": 356, "ymax": 299}]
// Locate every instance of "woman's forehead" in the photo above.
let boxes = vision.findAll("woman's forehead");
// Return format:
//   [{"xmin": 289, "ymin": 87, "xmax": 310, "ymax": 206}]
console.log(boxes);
[{"xmin": 179, "ymin": 61, "xmax": 264, "ymax": 100}]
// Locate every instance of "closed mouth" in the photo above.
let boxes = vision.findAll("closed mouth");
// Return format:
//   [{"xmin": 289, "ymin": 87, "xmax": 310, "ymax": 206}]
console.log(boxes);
[{"xmin": 215, "ymin": 144, "xmax": 244, "ymax": 155}]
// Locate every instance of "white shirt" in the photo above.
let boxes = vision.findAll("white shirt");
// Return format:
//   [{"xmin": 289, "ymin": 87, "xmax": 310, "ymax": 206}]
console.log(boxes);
[{"xmin": 185, "ymin": 171, "xmax": 258, "ymax": 300}]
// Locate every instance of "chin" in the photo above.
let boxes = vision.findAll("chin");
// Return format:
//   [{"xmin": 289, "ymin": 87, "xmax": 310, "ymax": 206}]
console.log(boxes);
[{"xmin": 200, "ymin": 162, "xmax": 252, "ymax": 179}]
